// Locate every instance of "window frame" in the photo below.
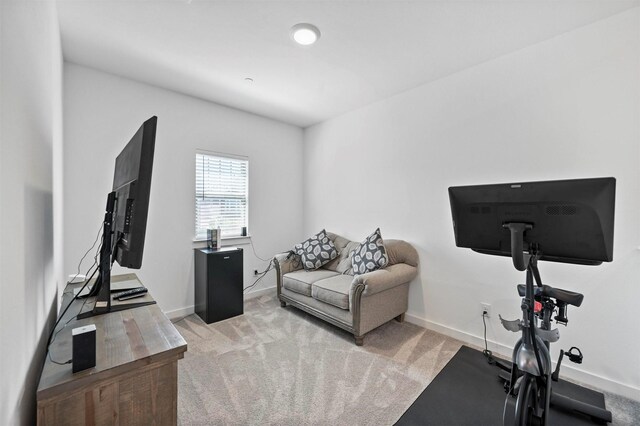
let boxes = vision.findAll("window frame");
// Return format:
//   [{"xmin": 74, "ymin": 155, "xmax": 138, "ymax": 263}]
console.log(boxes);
[{"xmin": 194, "ymin": 149, "xmax": 249, "ymax": 241}]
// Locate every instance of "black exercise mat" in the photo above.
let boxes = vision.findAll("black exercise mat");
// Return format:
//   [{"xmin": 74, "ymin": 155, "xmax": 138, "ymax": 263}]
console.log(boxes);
[{"xmin": 396, "ymin": 345, "xmax": 608, "ymax": 425}]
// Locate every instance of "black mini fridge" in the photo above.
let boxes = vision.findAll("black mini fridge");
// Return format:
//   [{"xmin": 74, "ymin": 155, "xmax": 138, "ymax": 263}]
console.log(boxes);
[{"xmin": 194, "ymin": 247, "xmax": 243, "ymax": 323}]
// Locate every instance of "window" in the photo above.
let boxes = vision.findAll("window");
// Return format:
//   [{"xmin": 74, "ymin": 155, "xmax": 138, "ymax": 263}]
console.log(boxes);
[{"xmin": 195, "ymin": 152, "xmax": 248, "ymax": 240}]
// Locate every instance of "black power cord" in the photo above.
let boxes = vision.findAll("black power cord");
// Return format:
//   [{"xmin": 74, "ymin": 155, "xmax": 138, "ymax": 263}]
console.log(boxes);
[
  {"xmin": 68, "ymin": 223, "xmax": 103, "ymax": 285},
  {"xmin": 47, "ymin": 350, "xmax": 72, "ymax": 366},
  {"xmin": 243, "ymin": 259, "xmax": 275, "ymax": 293},
  {"xmin": 45, "ymin": 226, "xmax": 104, "ymax": 364},
  {"xmin": 482, "ymin": 311, "xmax": 496, "ymax": 365},
  {"xmin": 46, "ymin": 265, "xmax": 99, "ymax": 366},
  {"xmin": 47, "ymin": 265, "xmax": 99, "ymax": 347},
  {"xmin": 244, "ymin": 235, "xmax": 294, "ymax": 293},
  {"xmin": 248, "ymin": 236, "xmax": 272, "ymax": 262}
]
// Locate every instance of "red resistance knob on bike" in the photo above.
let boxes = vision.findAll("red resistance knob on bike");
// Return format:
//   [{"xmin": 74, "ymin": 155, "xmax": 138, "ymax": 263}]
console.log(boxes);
[{"xmin": 534, "ymin": 301, "xmax": 543, "ymax": 313}]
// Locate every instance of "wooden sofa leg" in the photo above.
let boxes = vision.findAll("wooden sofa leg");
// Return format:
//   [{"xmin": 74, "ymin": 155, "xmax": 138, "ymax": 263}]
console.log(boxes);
[
  {"xmin": 395, "ymin": 313, "xmax": 405, "ymax": 323},
  {"xmin": 354, "ymin": 336, "xmax": 364, "ymax": 346},
  {"xmin": 280, "ymin": 301, "xmax": 286, "ymax": 308}
]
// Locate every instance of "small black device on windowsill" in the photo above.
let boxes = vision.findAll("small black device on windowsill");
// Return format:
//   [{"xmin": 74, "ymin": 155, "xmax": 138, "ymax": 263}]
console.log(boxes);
[{"xmin": 113, "ymin": 287, "xmax": 148, "ymax": 301}]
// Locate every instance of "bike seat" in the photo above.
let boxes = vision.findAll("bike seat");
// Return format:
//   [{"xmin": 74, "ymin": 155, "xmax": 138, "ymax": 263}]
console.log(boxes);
[
  {"xmin": 542, "ymin": 285, "xmax": 583, "ymax": 307},
  {"xmin": 516, "ymin": 284, "xmax": 583, "ymax": 307}
]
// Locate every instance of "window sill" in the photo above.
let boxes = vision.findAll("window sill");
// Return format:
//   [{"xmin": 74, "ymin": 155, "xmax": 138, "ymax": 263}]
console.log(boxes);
[{"xmin": 192, "ymin": 236, "xmax": 251, "ymax": 246}]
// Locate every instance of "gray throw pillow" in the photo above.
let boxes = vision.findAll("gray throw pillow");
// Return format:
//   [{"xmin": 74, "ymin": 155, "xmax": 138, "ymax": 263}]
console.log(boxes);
[
  {"xmin": 351, "ymin": 228, "xmax": 389, "ymax": 275},
  {"xmin": 294, "ymin": 229, "xmax": 339, "ymax": 270}
]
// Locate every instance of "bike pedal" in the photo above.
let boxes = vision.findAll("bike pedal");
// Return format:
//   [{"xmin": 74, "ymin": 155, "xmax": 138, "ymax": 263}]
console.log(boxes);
[{"xmin": 567, "ymin": 347, "xmax": 583, "ymax": 364}]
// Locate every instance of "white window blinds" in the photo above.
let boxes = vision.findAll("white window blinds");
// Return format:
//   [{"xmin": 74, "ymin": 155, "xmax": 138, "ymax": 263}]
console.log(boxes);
[{"xmin": 195, "ymin": 152, "xmax": 248, "ymax": 240}]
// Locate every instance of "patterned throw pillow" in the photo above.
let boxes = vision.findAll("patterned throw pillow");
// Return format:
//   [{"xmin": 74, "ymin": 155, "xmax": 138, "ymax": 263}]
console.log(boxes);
[
  {"xmin": 351, "ymin": 228, "xmax": 389, "ymax": 275},
  {"xmin": 294, "ymin": 230, "xmax": 339, "ymax": 270}
]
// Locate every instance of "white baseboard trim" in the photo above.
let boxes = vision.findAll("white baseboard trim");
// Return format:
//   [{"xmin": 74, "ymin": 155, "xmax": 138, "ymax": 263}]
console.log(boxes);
[
  {"xmin": 163, "ymin": 286, "xmax": 276, "ymax": 321},
  {"xmin": 405, "ymin": 312, "xmax": 640, "ymax": 401},
  {"xmin": 244, "ymin": 285, "xmax": 276, "ymax": 300},
  {"xmin": 164, "ymin": 305, "xmax": 194, "ymax": 321}
]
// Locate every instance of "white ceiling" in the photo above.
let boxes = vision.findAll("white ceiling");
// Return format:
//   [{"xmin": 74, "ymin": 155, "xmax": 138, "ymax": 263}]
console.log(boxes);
[{"xmin": 57, "ymin": 0, "xmax": 639, "ymax": 127}]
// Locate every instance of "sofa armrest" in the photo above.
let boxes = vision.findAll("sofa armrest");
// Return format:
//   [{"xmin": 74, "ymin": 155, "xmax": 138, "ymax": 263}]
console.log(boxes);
[
  {"xmin": 273, "ymin": 252, "xmax": 302, "ymax": 279},
  {"xmin": 353, "ymin": 263, "xmax": 418, "ymax": 296}
]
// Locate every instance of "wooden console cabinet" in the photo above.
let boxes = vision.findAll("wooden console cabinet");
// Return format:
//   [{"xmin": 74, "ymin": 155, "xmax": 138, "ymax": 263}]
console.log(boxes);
[{"xmin": 37, "ymin": 274, "xmax": 187, "ymax": 425}]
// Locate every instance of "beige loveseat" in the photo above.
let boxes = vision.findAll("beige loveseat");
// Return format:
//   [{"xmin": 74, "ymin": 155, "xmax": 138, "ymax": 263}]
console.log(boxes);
[{"xmin": 274, "ymin": 232, "xmax": 419, "ymax": 345}]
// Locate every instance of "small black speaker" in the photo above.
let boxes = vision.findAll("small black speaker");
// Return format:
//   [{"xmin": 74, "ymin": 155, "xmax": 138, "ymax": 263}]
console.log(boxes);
[{"xmin": 72, "ymin": 324, "xmax": 96, "ymax": 373}]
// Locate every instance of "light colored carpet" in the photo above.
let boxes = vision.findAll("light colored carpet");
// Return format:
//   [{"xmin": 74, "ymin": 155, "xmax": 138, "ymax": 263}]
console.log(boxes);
[
  {"xmin": 602, "ymin": 392, "xmax": 640, "ymax": 425},
  {"xmin": 174, "ymin": 294, "xmax": 462, "ymax": 425},
  {"xmin": 173, "ymin": 294, "xmax": 640, "ymax": 425}
]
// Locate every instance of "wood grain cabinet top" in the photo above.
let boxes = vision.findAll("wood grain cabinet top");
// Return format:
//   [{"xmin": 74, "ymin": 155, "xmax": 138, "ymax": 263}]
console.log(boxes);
[{"xmin": 37, "ymin": 274, "xmax": 187, "ymax": 425}]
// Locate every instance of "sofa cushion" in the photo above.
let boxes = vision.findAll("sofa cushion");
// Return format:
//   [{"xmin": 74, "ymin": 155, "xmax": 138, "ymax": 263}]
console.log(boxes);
[
  {"xmin": 283, "ymin": 269, "xmax": 340, "ymax": 297},
  {"xmin": 351, "ymin": 228, "xmax": 389, "ymax": 275},
  {"xmin": 312, "ymin": 274, "xmax": 353, "ymax": 310},
  {"xmin": 324, "ymin": 233, "xmax": 359, "ymax": 275},
  {"xmin": 294, "ymin": 229, "xmax": 339, "ymax": 270}
]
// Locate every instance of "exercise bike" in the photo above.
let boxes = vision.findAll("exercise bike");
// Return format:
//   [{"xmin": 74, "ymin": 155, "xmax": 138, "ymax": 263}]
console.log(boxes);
[
  {"xmin": 448, "ymin": 178, "xmax": 616, "ymax": 426},
  {"xmin": 499, "ymin": 224, "xmax": 613, "ymax": 426}
]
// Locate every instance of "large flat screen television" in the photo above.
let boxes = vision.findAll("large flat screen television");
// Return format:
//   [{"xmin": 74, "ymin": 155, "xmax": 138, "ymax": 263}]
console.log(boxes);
[
  {"xmin": 448, "ymin": 177, "xmax": 616, "ymax": 267},
  {"xmin": 112, "ymin": 116, "xmax": 156, "ymax": 268},
  {"xmin": 79, "ymin": 116, "xmax": 157, "ymax": 318}
]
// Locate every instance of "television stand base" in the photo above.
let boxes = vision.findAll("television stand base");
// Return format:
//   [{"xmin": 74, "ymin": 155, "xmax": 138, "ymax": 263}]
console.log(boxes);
[{"xmin": 77, "ymin": 301, "xmax": 157, "ymax": 320}]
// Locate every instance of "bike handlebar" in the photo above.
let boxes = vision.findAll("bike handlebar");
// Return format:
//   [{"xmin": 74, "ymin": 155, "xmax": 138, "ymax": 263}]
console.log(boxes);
[{"xmin": 503, "ymin": 223, "xmax": 533, "ymax": 271}]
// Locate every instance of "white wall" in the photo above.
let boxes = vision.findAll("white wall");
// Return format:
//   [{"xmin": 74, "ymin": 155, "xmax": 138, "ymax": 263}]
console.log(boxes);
[
  {"xmin": 0, "ymin": 0, "xmax": 63, "ymax": 423},
  {"xmin": 304, "ymin": 8, "xmax": 640, "ymax": 398},
  {"xmin": 63, "ymin": 64, "xmax": 303, "ymax": 318}
]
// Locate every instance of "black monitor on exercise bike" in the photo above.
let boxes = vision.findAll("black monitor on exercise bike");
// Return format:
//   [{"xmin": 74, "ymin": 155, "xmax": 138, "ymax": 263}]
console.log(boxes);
[{"xmin": 448, "ymin": 177, "xmax": 616, "ymax": 269}]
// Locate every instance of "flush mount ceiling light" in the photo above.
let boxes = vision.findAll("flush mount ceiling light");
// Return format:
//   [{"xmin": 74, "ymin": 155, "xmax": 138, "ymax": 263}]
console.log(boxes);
[{"xmin": 291, "ymin": 23, "xmax": 321, "ymax": 46}]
